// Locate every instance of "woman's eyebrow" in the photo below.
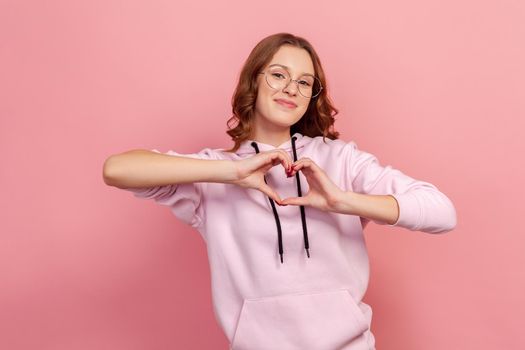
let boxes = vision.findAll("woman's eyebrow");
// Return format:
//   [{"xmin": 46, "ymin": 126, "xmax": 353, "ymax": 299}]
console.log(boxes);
[{"xmin": 268, "ymin": 63, "xmax": 315, "ymax": 76}]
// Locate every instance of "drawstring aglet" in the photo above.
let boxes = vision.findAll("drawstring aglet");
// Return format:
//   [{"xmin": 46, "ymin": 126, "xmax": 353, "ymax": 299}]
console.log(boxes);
[
  {"xmin": 306, "ymin": 248, "xmax": 310, "ymax": 258},
  {"xmin": 280, "ymin": 253, "xmax": 284, "ymax": 264}
]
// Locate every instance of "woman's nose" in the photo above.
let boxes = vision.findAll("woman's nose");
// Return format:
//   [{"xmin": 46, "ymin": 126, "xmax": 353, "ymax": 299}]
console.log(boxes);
[{"xmin": 282, "ymin": 80, "xmax": 299, "ymax": 95}]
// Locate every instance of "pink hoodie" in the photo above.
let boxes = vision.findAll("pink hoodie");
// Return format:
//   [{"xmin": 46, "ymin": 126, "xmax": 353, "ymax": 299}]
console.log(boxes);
[{"xmin": 124, "ymin": 132, "xmax": 457, "ymax": 350}]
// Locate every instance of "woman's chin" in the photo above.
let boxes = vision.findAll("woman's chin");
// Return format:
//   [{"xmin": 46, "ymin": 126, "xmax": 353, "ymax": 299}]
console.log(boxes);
[{"xmin": 269, "ymin": 117, "xmax": 299, "ymax": 128}]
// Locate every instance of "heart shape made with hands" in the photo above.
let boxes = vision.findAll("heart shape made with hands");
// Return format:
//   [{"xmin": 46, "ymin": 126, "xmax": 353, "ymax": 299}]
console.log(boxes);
[{"xmin": 267, "ymin": 157, "xmax": 345, "ymax": 213}]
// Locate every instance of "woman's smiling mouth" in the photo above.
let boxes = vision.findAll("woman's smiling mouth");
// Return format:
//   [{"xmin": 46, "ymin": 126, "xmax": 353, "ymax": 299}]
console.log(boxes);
[{"xmin": 274, "ymin": 98, "xmax": 297, "ymax": 108}]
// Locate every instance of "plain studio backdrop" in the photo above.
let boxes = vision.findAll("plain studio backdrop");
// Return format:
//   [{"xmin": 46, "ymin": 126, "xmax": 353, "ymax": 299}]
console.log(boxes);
[{"xmin": 1, "ymin": 0, "xmax": 524, "ymax": 349}]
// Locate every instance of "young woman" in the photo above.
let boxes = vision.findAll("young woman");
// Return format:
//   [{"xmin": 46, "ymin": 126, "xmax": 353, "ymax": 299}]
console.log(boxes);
[{"xmin": 103, "ymin": 32, "xmax": 457, "ymax": 350}]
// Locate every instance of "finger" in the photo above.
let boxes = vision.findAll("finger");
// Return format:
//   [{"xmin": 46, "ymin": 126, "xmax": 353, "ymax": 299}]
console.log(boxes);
[
  {"xmin": 290, "ymin": 161, "xmax": 317, "ymax": 176},
  {"xmin": 268, "ymin": 151, "xmax": 292, "ymax": 174},
  {"xmin": 260, "ymin": 160, "xmax": 276, "ymax": 173},
  {"xmin": 278, "ymin": 150, "xmax": 294, "ymax": 172},
  {"xmin": 277, "ymin": 149, "xmax": 293, "ymax": 171},
  {"xmin": 258, "ymin": 183, "xmax": 282, "ymax": 204},
  {"xmin": 292, "ymin": 157, "xmax": 318, "ymax": 169},
  {"xmin": 266, "ymin": 149, "xmax": 291, "ymax": 171},
  {"xmin": 257, "ymin": 152, "xmax": 284, "ymax": 174},
  {"xmin": 280, "ymin": 196, "xmax": 309, "ymax": 206}
]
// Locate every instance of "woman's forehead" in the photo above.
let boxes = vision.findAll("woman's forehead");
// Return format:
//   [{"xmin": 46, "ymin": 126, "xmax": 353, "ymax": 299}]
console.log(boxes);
[
  {"xmin": 267, "ymin": 63, "xmax": 315, "ymax": 77},
  {"xmin": 268, "ymin": 46, "xmax": 315, "ymax": 76}
]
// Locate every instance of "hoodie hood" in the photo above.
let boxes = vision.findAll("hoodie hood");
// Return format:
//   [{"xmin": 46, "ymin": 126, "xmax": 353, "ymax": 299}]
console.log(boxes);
[{"xmin": 235, "ymin": 132, "xmax": 311, "ymax": 155}]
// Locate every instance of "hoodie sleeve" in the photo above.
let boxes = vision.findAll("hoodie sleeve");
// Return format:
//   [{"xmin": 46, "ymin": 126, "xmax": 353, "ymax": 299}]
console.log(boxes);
[
  {"xmin": 123, "ymin": 148, "xmax": 214, "ymax": 229},
  {"xmin": 345, "ymin": 141, "xmax": 457, "ymax": 233}
]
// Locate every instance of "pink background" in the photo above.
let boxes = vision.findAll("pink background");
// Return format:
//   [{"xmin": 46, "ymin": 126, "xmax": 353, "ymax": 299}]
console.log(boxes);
[{"xmin": 1, "ymin": 0, "xmax": 524, "ymax": 349}]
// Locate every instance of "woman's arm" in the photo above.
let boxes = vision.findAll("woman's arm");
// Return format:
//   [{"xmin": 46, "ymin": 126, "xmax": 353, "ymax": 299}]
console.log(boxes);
[
  {"xmin": 345, "ymin": 141, "xmax": 457, "ymax": 233},
  {"xmin": 281, "ymin": 142, "xmax": 457, "ymax": 233},
  {"xmin": 102, "ymin": 149, "xmax": 237, "ymax": 189},
  {"xmin": 103, "ymin": 148, "xmax": 292, "ymax": 205},
  {"xmin": 331, "ymin": 192, "xmax": 400, "ymax": 225},
  {"xmin": 281, "ymin": 157, "xmax": 401, "ymax": 225}
]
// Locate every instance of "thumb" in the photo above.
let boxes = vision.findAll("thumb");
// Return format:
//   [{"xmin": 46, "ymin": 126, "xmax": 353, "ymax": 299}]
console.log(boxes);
[{"xmin": 280, "ymin": 196, "xmax": 308, "ymax": 206}]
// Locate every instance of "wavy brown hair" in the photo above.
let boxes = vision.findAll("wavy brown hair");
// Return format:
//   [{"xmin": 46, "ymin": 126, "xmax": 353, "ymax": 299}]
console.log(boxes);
[{"xmin": 224, "ymin": 32, "xmax": 340, "ymax": 153}]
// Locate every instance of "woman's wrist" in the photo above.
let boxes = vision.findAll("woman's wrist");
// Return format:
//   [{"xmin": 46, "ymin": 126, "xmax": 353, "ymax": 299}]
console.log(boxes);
[{"xmin": 214, "ymin": 160, "xmax": 241, "ymax": 184}]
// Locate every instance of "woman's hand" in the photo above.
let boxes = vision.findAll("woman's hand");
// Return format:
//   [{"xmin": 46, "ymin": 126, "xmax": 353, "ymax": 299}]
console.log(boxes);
[
  {"xmin": 280, "ymin": 157, "xmax": 346, "ymax": 212},
  {"xmin": 225, "ymin": 150, "xmax": 293, "ymax": 204}
]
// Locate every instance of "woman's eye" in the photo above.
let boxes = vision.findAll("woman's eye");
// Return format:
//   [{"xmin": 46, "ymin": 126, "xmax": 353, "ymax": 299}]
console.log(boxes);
[
  {"xmin": 272, "ymin": 73, "xmax": 285, "ymax": 79},
  {"xmin": 299, "ymin": 80, "xmax": 312, "ymax": 87}
]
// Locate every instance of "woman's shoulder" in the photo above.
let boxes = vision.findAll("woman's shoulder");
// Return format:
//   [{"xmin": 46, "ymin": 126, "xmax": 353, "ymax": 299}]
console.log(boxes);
[{"xmin": 307, "ymin": 135, "xmax": 352, "ymax": 154}]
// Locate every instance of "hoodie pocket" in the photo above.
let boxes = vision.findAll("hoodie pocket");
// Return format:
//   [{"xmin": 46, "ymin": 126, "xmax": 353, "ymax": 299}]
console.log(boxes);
[{"xmin": 230, "ymin": 288, "xmax": 369, "ymax": 350}]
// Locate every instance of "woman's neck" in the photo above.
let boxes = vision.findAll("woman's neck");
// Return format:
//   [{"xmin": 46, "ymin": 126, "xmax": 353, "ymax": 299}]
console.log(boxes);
[{"xmin": 250, "ymin": 130, "xmax": 292, "ymax": 148}]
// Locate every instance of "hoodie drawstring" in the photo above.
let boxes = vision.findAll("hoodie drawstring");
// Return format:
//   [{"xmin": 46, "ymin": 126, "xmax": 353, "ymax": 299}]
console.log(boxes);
[
  {"xmin": 291, "ymin": 136, "xmax": 311, "ymax": 259},
  {"xmin": 250, "ymin": 136, "xmax": 310, "ymax": 264}
]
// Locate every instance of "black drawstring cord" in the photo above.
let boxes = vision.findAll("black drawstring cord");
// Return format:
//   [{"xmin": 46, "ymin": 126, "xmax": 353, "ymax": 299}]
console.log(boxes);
[
  {"xmin": 250, "ymin": 136, "xmax": 311, "ymax": 263},
  {"xmin": 291, "ymin": 136, "xmax": 310, "ymax": 258},
  {"xmin": 251, "ymin": 141, "xmax": 285, "ymax": 263}
]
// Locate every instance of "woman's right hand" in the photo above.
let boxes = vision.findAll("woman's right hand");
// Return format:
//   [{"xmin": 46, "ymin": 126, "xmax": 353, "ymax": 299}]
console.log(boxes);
[{"xmin": 225, "ymin": 150, "xmax": 293, "ymax": 205}]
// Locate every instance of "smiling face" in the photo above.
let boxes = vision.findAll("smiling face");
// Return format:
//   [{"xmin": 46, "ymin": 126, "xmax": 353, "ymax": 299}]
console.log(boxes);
[{"xmin": 253, "ymin": 45, "xmax": 315, "ymax": 136}]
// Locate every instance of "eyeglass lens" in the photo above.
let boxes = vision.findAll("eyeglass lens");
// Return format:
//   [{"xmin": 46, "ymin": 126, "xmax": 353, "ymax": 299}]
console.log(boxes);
[{"xmin": 265, "ymin": 67, "xmax": 321, "ymax": 98}]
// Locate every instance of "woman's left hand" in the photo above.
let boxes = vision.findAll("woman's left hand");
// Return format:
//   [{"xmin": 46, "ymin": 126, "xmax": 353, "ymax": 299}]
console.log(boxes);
[{"xmin": 280, "ymin": 157, "xmax": 345, "ymax": 212}]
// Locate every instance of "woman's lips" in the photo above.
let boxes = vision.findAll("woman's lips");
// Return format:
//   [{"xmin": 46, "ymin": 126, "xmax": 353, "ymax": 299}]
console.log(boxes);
[{"xmin": 275, "ymin": 99, "xmax": 297, "ymax": 109}]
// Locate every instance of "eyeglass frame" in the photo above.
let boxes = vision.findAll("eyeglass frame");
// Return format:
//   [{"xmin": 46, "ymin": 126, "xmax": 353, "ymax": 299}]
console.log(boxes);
[{"xmin": 257, "ymin": 66, "xmax": 323, "ymax": 99}]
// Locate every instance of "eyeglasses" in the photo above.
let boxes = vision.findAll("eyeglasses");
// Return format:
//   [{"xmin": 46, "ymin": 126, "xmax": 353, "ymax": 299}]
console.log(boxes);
[{"xmin": 258, "ymin": 65, "xmax": 323, "ymax": 98}]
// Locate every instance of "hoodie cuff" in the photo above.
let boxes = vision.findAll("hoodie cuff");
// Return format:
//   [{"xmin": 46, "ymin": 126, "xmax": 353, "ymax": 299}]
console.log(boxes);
[{"xmin": 385, "ymin": 192, "xmax": 422, "ymax": 230}]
